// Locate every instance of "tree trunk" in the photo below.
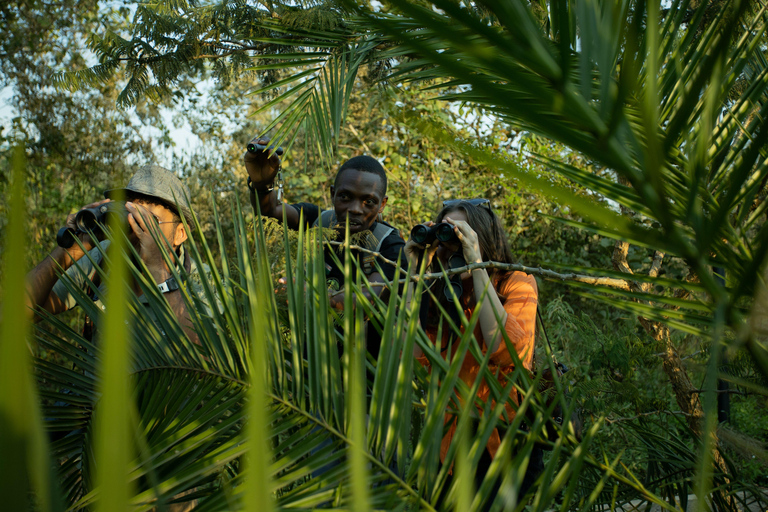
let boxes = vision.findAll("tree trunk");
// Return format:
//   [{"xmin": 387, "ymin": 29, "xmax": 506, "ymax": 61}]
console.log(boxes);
[{"xmin": 612, "ymin": 241, "xmax": 737, "ymax": 511}]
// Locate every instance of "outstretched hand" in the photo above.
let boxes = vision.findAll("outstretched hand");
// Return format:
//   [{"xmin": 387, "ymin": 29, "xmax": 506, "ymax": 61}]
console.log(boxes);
[{"xmin": 243, "ymin": 135, "xmax": 281, "ymax": 188}]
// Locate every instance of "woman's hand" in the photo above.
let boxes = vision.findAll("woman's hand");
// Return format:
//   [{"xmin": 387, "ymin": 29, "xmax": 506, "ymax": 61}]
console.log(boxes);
[{"xmin": 443, "ymin": 216, "xmax": 482, "ymax": 264}]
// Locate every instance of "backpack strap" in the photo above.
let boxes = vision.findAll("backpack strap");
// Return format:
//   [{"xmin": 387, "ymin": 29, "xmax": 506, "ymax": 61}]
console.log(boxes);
[
  {"xmin": 312, "ymin": 209, "xmax": 337, "ymax": 229},
  {"xmin": 313, "ymin": 211, "xmax": 396, "ymax": 275},
  {"xmin": 362, "ymin": 221, "xmax": 395, "ymax": 275}
]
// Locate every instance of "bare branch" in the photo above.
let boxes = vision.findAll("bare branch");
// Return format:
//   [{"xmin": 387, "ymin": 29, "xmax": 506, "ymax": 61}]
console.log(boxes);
[
  {"xmin": 689, "ymin": 389, "xmax": 752, "ymax": 396},
  {"xmin": 605, "ymin": 410, "xmax": 692, "ymax": 424},
  {"xmin": 324, "ymin": 240, "xmax": 631, "ymax": 289},
  {"xmin": 641, "ymin": 250, "xmax": 665, "ymax": 293}
]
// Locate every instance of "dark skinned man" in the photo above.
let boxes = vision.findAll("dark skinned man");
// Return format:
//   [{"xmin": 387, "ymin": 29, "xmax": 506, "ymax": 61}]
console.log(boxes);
[{"xmin": 243, "ymin": 136, "xmax": 406, "ymax": 361}]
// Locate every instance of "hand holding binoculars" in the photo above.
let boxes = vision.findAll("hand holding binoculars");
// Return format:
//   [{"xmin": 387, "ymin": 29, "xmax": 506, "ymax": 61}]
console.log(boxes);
[
  {"xmin": 57, "ymin": 202, "xmax": 129, "ymax": 248},
  {"xmin": 409, "ymin": 221, "xmax": 466, "ymax": 302}
]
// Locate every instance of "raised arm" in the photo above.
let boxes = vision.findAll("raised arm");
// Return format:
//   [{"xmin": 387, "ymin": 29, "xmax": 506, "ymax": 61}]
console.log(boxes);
[
  {"xmin": 243, "ymin": 135, "xmax": 301, "ymax": 229},
  {"xmin": 444, "ymin": 215, "xmax": 509, "ymax": 354},
  {"xmin": 25, "ymin": 200, "xmax": 108, "ymax": 322},
  {"xmin": 126, "ymin": 202, "xmax": 203, "ymax": 346}
]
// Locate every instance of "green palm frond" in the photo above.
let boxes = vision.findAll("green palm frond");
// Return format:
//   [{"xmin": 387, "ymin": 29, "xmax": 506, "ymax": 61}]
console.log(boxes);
[
  {"xmin": 245, "ymin": 37, "xmax": 377, "ymax": 164},
  {"xmin": 27, "ymin": 1, "xmax": 768, "ymax": 509},
  {"xmin": 348, "ymin": 0, "xmax": 768, "ymax": 339},
  {"xmin": 26, "ymin": 190, "xmax": 683, "ymax": 510}
]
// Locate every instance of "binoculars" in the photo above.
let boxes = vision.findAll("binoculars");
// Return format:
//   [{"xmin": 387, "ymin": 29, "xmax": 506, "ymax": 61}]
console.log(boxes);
[
  {"xmin": 410, "ymin": 222, "xmax": 458, "ymax": 245},
  {"xmin": 410, "ymin": 225, "xmax": 464, "ymax": 301},
  {"xmin": 444, "ymin": 253, "xmax": 466, "ymax": 303},
  {"xmin": 246, "ymin": 142, "xmax": 284, "ymax": 156},
  {"xmin": 57, "ymin": 202, "xmax": 129, "ymax": 248}
]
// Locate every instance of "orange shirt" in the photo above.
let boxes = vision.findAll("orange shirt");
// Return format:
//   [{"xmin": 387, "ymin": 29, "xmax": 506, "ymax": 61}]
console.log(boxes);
[{"xmin": 417, "ymin": 271, "xmax": 538, "ymax": 461}]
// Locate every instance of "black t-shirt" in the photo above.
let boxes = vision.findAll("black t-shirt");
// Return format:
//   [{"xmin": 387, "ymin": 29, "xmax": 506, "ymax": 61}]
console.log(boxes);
[
  {"xmin": 292, "ymin": 202, "xmax": 406, "ymax": 285},
  {"xmin": 292, "ymin": 202, "xmax": 406, "ymax": 364}
]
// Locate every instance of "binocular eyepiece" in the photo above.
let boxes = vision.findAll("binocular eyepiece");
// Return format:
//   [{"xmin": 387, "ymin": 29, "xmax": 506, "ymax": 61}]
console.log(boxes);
[
  {"xmin": 246, "ymin": 142, "xmax": 284, "ymax": 156},
  {"xmin": 56, "ymin": 202, "xmax": 129, "ymax": 248},
  {"xmin": 410, "ymin": 222, "xmax": 457, "ymax": 245}
]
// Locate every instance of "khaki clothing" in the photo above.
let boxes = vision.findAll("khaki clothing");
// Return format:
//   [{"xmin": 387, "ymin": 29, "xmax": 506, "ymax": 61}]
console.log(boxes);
[{"xmin": 51, "ymin": 240, "xmax": 215, "ymax": 331}]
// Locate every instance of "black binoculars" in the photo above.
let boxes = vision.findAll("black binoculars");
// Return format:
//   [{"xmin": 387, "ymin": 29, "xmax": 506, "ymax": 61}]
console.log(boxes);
[
  {"xmin": 246, "ymin": 142, "xmax": 284, "ymax": 156},
  {"xmin": 410, "ymin": 222, "xmax": 457, "ymax": 245},
  {"xmin": 444, "ymin": 253, "xmax": 466, "ymax": 303},
  {"xmin": 57, "ymin": 202, "xmax": 129, "ymax": 248}
]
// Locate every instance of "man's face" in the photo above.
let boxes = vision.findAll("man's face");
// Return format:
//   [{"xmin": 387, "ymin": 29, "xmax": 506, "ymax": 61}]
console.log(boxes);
[
  {"xmin": 330, "ymin": 169, "xmax": 387, "ymax": 234},
  {"xmin": 132, "ymin": 200, "xmax": 186, "ymax": 249}
]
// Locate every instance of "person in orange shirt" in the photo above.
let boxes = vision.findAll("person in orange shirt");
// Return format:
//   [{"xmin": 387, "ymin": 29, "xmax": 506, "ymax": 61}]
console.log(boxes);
[{"xmin": 404, "ymin": 198, "xmax": 542, "ymax": 503}]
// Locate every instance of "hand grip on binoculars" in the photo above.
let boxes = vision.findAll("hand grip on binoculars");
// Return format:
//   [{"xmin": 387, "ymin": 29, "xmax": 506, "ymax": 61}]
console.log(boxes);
[{"xmin": 246, "ymin": 142, "xmax": 284, "ymax": 156}]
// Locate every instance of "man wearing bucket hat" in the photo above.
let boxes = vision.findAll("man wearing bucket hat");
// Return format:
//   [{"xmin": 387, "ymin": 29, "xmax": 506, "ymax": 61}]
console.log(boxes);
[{"xmin": 25, "ymin": 165, "xmax": 207, "ymax": 344}]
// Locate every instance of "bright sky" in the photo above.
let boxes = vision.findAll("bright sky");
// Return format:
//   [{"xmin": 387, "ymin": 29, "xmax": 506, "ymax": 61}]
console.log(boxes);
[{"xmin": 0, "ymin": 82, "xmax": 202, "ymax": 169}]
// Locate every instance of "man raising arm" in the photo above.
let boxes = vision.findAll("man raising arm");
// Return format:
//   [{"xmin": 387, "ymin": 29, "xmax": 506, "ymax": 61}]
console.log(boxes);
[{"xmin": 243, "ymin": 136, "xmax": 406, "ymax": 358}]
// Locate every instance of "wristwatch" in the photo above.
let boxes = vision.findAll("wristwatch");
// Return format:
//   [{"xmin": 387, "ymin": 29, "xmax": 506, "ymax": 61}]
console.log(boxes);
[
  {"xmin": 247, "ymin": 176, "xmax": 274, "ymax": 195},
  {"xmin": 158, "ymin": 277, "xmax": 179, "ymax": 294}
]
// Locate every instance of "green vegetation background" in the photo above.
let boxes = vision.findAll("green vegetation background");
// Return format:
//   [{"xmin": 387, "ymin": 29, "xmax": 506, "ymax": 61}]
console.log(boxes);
[{"xmin": 2, "ymin": 0, "xmax": 767, "ymax": 509}]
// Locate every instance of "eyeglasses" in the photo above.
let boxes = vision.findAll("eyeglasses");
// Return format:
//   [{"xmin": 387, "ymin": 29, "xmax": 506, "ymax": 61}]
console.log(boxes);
[
  {"xmin": 442, "ymin": 198, "xmax": 492, "ymax": 211},
  {"xmin": 149, "ymin": 214, "xmax": 179, "ymax": 225}
]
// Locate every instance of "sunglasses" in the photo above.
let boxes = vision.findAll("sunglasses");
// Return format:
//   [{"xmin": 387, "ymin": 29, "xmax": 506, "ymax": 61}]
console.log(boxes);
[{"xmin": 442, "ymin": 198, "xmax": 492, "ymax": 211}]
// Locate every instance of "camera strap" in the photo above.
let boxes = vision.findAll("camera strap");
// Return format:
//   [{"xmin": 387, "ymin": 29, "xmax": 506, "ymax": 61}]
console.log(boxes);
[{"xmin": 536, "ymin": 308, "xmax": 558, "ymax": 366}]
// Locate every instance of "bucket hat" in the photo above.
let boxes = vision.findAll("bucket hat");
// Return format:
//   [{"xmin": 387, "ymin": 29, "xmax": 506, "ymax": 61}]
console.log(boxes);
[{"xmin": 105, "ymin": 165, "xmax": 194, "ymax": 227}]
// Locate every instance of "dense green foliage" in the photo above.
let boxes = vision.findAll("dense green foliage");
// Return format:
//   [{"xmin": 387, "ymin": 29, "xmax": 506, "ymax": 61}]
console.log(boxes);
[
  {"xmin": 0, "ymin": 0, "xmax": 175, "ymax": 271},
  {"xmin": 1, "ymin": 0, "xmax": 768, "ymax": 510}
]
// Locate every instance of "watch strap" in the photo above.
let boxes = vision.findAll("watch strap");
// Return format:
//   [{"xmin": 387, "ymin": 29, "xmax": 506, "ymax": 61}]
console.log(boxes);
[
  {"xmin": 158, "ymin": 277, "xmax": 179, "ymax": 294},
  {"xmin": 247, "ymin": 176, "xmax": 274, "ymax": 195}
]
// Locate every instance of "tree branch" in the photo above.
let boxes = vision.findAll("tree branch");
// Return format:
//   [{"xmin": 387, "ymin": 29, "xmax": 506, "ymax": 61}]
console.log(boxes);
[
  {"xmin": 605, "ymin": 410, "xmax": 692, "ymax": 424},
  {"xmin": 324, "ymin": 240, "xmax": 631, "ymax": 289}
]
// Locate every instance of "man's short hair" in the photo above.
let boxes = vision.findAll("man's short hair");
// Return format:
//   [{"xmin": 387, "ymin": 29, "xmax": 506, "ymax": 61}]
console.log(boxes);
[{"xmin": 335, "ymin": 155, "xmax": 388, "ymax": 196}]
